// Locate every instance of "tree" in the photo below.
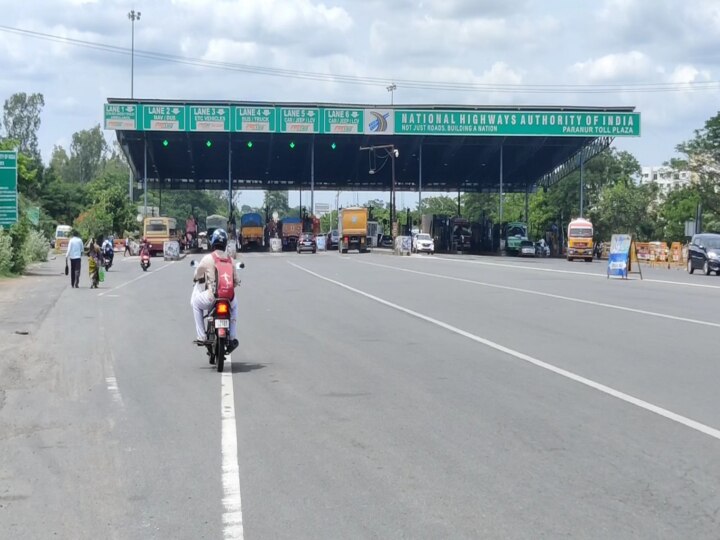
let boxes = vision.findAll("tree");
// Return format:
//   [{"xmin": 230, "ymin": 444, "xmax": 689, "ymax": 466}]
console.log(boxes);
[
  {"xmin": 85, "ymin": 158, "xmax": 136, "ymax": 236},
  {"xmin": 66, "ymin": 125, "xmax": 109, "ymax": 184},
  {"xmin": 657, "ymin": 185, "xmax": 700, "ymax": 241},
  {"xmin": 263, "ymin": 190, "xmax": 290, "ymax": 217},
  {"xmin": 3, "ymin": 92, "xmax": 44, "ymax": 159},
  {"xmin": 418, "ymin": 195, "xmax": 461, "ymax": 216}
]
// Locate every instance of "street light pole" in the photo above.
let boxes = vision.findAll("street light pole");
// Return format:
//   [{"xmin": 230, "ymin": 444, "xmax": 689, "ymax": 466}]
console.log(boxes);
[
  {"xmin": 386, "ymin": 83, "xmax": 397, "ymax": 106},
  {"xmin": 360, "ymin": 144, "xmax": 398, "ymax": 237},
  {"xmin": 128, "ymin": 10, "xmax": 141, "ymax": 98}
]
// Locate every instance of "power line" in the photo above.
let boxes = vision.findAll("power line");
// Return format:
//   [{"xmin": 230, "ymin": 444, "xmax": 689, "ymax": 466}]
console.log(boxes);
[{"xmin": 1, "ymin": 24, "xmax": 719, "ymax": 95}]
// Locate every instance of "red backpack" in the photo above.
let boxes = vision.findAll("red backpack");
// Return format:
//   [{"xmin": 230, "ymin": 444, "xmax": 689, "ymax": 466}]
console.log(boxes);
[{"xmin": 211, "ymin": 252, "xmax": 235, "ymax": 301}]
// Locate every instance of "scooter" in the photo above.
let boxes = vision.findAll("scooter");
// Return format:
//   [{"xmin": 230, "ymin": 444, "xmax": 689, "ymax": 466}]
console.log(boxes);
[
  {"xmin": 140, "ymin": 245, "xmax": 152, "ymax": 271},
  {"xmin": 191, "ymin": 259, "xmax": 244, "ymax": 372}
]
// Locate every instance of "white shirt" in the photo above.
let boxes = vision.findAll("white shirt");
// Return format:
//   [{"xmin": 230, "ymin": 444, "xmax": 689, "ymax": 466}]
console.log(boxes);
[{"xmin": 66, "ymin": 237, "xmax": 84, "ymax": 260}]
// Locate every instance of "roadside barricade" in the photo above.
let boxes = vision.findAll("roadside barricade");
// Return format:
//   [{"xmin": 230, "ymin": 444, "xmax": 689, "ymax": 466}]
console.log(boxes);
[
  {"xmin": 269, "ymin": 238, "xmax": 282, "ymax": 253},
  {"xmin": 394, "ymin": 236, "xmax": 411, "ymax": 256},
  {"xmin": 163, "ymin": 241, "xmax": 181, "ymax": 261}
]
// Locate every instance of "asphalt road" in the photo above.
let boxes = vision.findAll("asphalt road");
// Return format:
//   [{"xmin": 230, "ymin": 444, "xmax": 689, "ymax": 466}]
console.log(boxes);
[{"xmin": 2, "ymin": 250, "xmax": 720, "ymax": 539}]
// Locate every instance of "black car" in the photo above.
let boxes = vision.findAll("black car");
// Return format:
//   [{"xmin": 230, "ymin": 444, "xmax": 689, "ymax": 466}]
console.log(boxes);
[
  {"xmin": 687, "ymin": 233, "xmax": 720, "ymax": 275},
  {"xmin": 379, "ymin": 234, "xmax": 394, "ymax": 248},
  {"xmin": 297, "ymin": 233, "xmax": 317, "ymax": 254},
  {"xmin": 326, "ymin": 229, "xmax": 339, "ymax": 250}
]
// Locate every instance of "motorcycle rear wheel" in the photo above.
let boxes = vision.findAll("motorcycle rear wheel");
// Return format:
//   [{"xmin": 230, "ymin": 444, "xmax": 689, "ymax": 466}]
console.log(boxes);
[{"xmin": 215, "ymin": 337, "xmax": 225, "ymax": 372}]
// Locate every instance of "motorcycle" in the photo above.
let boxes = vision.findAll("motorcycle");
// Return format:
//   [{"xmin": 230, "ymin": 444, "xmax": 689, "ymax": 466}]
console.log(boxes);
[
  {"xmin": 103, "ymin": 246, "xmax": 114, "ymax": 271},
  {"xmin": 140, "ymin": 245, "xmax": 152, "ymax": 271},
  {"xmin": 191, "ymin": 259, "xmax": 244, "ymax": 372}
]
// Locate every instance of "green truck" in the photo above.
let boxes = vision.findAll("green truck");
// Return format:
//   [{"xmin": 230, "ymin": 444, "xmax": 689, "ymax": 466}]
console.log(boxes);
[{"xmin": 504, "ymin": 222, "xmax": 528, "ymax": 255}]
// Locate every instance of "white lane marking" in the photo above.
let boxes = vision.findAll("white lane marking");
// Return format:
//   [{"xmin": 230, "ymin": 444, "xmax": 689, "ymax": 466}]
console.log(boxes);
[
  {"xmin": 290, "ymin": 262, "xmax": 720, "ymax": 443},
  {"xmin": 357, "ymin": 260, "xmax": 720, "ymax": 329},
  {"xmin": 105, "ymin": 376, "xmax": 124, "ymax": 407},
  {"xmin": 428, "ymin": 255, "xmax": 720, "ymax": 290},
  {"xmin": 97, "ymin": 262, "xmax": 172, "ymax": 297},
  {"xmin": 221, "ymin": 354, "xmax": 244, "ymax": 540}
]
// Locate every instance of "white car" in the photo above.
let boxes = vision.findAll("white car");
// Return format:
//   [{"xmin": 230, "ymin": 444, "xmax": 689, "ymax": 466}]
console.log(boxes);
[
  {"xmin": 413, "ymin": 233, "xmax": 435, "ymax": 254},
  {"xmin": 519, "ymin": 240, "xmax": 536, "ymax": 257}
]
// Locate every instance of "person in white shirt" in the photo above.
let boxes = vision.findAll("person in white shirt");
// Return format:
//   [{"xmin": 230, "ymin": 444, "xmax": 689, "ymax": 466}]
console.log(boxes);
[
  {"xmin": 65, "ymin": 230, "xmax": 84, "ymax": 288},
  {"xmin": 191, "ymin": 229, "xmax": 241, "ymax": 353}
]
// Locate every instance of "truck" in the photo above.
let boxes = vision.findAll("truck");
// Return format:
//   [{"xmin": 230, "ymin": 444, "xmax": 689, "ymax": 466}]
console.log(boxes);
[
  {"xmin": 504, "ymin": 221, "xmax": 528, "ymax": 255},
  {"xmin": 280, "ymin": 217, "xmax": 302, "ymax": 251},
  {"xmin": 339, "ymin": 207, "xmax": 368, "ymax": 253},
  {"xmin": 240, "ymin": 213, "xmax": 265, "ymax": 251},
  {"xmin": 566, "ymin": 217, "xmax": 594, "ymax": 262},
  {"xmin": 449, "ymin": 218, "xmax": 472, "ymax": 252},
  {"xmin": 205, "ymin": 214, "xmax": 229, "ymax": 242}
]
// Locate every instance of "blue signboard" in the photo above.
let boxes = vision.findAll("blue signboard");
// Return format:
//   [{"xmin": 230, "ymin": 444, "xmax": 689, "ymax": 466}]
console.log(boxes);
[{"xmin": 607, "ymin": 234, "xmax": 632, "ymax": 278}]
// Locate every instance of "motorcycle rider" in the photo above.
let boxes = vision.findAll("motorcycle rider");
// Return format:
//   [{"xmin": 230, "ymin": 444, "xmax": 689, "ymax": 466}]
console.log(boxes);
[
  {"xmin": 101, "ymin": 237, "xmax": 114, "ymax": 267},
  {"xmin": 191, "ymin": 228, "xmax": 241, "ymax": 353}
]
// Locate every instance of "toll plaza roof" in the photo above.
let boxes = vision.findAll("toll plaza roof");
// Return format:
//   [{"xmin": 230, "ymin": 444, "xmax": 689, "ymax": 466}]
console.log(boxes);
[{"xmin": 106, "ymin": 99, "xmax": 640, "ymax": 193}]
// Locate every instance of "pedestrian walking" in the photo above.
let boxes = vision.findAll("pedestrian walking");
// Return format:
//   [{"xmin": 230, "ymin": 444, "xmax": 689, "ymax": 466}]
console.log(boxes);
[
  {"xmin": 88, "ymin": 239, "xmax": 102, "ymax": 289},
  {"xmin": 65, "ymin": 230, "xmax": 84, "ymax": 288},
  {"xmin": 124, "ymin": 236, "xmax": 131, "ymax": 256}
]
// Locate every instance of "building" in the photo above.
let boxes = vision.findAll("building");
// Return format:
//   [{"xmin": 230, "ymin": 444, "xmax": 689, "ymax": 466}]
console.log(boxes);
[{"xmin": 640, "ymin": 166, "xmax": 695, "ymax": 194}]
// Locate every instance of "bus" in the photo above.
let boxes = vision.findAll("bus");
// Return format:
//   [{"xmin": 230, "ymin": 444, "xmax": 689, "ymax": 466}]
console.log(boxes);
[
  {"xmin": 54, "ymin": 225, "xmax": 72, "ymax": 252},
  {"xmin": 143, "ymin": 217, "xmax": 178, "ymax": 256},
  {"xmin": 567, "ymin": 217, "xmax": 594, "ymax": 262}
]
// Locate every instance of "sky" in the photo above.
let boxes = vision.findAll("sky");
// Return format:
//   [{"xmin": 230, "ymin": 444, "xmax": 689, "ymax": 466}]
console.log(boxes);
[{"xmin": 2, "ymin": 0, "xmax": 720, "ymax": 209}]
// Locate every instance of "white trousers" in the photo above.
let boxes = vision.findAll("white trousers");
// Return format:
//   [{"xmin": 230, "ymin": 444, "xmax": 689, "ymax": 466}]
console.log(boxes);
[{"xmin": 191, "ymin": 284, "xmax": 238, "ymax": 341}]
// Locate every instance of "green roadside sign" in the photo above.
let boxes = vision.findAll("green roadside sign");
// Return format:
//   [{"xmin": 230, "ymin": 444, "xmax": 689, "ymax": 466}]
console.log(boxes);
[
  {"xmin": 0, "ymin": 150, "xmax": 18, "ymax": 228},
  {"xmin": 394, "ymin": 110, "xmax": 641, "ymax": 137},
  {"xmin": 142, "ymin": 104, "xmax": 186, "ymax": 131},
  {"xmin": 279, "ymin": 107, "xmax": 319, "ymax": 133},
  {"xmin": 189, "ymin": 105, "xmax": 230, "ymax": 131},
  {"xmin": 104, "ymin": 104, "xmax": 138, "ymax": 130},
  {"xmin": 235, "ymin": 107, "xmax": 276, "ymax": 132},
  {"xmin": 323, "ymin": 108, "xmax": 363, "ymax": 134}
]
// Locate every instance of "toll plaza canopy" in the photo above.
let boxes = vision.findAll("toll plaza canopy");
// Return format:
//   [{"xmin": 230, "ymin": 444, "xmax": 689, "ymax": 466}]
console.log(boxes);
[{"xmin": 105, "ymin": 99, "xmax": 640, "ymax": 193}]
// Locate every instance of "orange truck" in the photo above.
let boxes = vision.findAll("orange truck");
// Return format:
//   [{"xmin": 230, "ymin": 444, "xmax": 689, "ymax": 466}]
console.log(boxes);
[
  {"xmin": 567, "ymin": 217, "xmax": 594, "ymax": 262},
  {"xmin": 339, "ymin": 207, "xmax": 368, "ymax": 253}
]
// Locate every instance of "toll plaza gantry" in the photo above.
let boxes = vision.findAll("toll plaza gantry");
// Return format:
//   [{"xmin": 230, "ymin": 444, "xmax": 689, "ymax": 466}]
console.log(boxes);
[{"xmin": 104, "ymin": 99, "xmax": 641, "ymax": 224}]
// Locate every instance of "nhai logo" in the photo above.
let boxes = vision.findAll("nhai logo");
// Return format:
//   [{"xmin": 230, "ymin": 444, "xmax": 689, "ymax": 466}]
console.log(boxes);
[{"xmin": 365, "ymin": 109, "xmax": 394, "ymax": 134}]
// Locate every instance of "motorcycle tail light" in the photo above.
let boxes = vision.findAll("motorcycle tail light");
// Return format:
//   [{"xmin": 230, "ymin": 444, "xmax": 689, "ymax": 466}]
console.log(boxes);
[{"xmin": 216, "ymin": 302, "xmax": 230, "ymax": 316}]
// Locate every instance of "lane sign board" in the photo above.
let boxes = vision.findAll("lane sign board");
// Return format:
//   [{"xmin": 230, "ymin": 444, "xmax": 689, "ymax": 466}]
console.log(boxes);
[
  {"xmin": 189, "ymin": 106, "xmax": 230, "ymax": 131},
  {"xmin": 142, "ymin": 104, "xmax": 186, "ymax": 131}
]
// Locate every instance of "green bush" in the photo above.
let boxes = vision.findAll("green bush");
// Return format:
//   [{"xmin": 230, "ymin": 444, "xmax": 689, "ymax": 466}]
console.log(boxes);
[
  {"xmin": 8, "ymin": 218, "xmax": 29, "ymax": 274},
  {"xmin": 22, "ymin": 229, "xmax": 49, "ymax": 265},
  {"xmin": 0, "ymin": 229, "xmax": 13, "ymax": 275}
]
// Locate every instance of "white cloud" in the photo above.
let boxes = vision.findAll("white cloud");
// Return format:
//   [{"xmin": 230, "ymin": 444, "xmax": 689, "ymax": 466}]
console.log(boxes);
[{"xmin": 570, "ymin": 51, "xmax": 658, "ymax": 83}]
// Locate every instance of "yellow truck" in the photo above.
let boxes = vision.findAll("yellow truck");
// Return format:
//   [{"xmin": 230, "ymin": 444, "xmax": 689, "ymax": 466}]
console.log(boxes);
[
  {"xmin": 240, "ymin": 212, "xmax": 265, "ymax": 251},
  {"xmin": 567, "ymin": 217, "xmax": 594, "ymax": 262},
  {"xmin": 339, "ymin": 207, "xmax": 368, "ymax": 254}
]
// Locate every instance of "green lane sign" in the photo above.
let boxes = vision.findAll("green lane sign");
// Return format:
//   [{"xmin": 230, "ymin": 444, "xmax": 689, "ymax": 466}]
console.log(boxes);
[
  {"xmin": 0, "ymin": 150, "xmax": 18, "ymax": 228},
  {"xmin": 142, "ymin": 104, "xmax": 186, "ymax": 131},
  {"xmin": 235, "ymin": 107, "xmax": 276, "ymax": 132},
  {"xmin": 189, "ymin": 106, "xmax": 230, "ymax": 131},
  {"xmin": 280, "ymin": 107, "xmax": 319, "ymax": 133},
  {"xmin": 104, "ymin": 104, "xmax": 138, "ymax": 130},
  {"xmin": 323, "ymin": 109, "xmax": 363, "ymax": 134},
  {"xmin": 394, "ymin": 110, "xmax": 641, "ymax": 137},
  {"xmin": 104, "ymin": 102, "xmax": 641, "ymax": 137}
]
